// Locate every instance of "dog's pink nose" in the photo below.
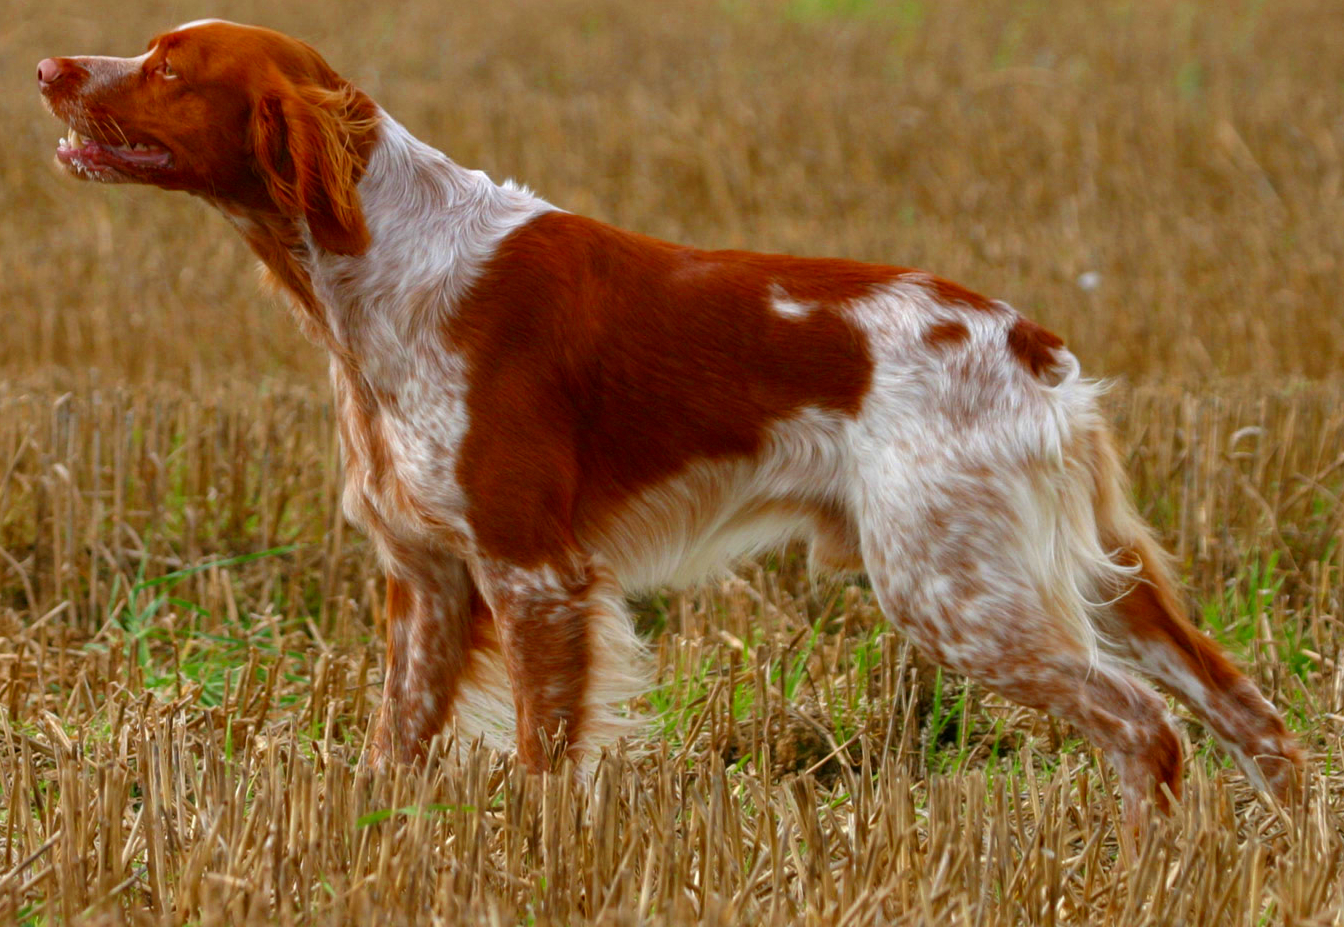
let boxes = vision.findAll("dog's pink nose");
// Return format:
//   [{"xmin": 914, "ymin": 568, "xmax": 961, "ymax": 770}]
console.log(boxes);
[{"xmin": 37, "ymin": 58, "xmax": 66, "ymax": 86}]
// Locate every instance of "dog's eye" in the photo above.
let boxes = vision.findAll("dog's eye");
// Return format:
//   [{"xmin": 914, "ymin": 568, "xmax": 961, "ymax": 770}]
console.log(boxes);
[{"xmin": 156, "ymin": 61, "xmax": 177, "ymax": 80}]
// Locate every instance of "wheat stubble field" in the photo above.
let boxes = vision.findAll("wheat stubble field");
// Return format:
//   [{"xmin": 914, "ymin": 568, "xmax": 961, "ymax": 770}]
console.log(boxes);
[{"xmin": 2, "ymin": 0, "xmax": 1343, "ymax": 923}]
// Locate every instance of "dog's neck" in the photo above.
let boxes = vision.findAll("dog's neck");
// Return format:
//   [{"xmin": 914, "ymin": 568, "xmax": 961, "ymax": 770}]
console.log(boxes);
[
  {"xmin": 232, "ymin": 111, "xmax": 550, "ymax": 376},
  {"xmin": 312, "ymin": 116, "xmax": 550, "ymax": 337}
]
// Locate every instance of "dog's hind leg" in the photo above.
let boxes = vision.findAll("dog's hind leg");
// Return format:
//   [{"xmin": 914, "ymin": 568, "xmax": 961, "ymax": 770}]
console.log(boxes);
[
  {"xmin": 1096, "ymin": 538, "xmax": 1303, "ymax": 800},
  {"xmin": 856, "ymin": 482, "xmax": 1184, "ymax": 826}
]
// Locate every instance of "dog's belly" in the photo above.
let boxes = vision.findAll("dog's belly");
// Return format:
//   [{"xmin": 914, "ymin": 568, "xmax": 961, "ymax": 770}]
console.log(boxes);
[
  {"xmin": 579, "ymin": 409, "xmax": 861, "ymax": 592},
  {"xmin": 589, "ymin": 490, "xmax": 851, "ymax": 592}
]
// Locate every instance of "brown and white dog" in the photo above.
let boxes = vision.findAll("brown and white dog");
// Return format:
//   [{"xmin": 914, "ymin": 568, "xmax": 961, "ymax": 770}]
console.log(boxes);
[{"xmin": 39, "ymin": 20, "xmax": 1300, "ymax": 820}]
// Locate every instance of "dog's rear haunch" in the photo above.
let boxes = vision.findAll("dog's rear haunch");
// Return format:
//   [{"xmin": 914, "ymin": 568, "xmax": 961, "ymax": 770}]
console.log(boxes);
[{"xmin": 39, "ymin": 20, "xmax": 1301, "ymax": 826}]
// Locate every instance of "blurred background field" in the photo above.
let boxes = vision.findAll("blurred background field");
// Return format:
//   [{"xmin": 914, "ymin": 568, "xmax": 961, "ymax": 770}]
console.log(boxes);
[
  {"xmin": 1, "ymin": 0, "xmax": 1343, "ymax": 923},
  {"xmin": 6, "ymin": 0, "xmax": 1344, "ymax": 384}
]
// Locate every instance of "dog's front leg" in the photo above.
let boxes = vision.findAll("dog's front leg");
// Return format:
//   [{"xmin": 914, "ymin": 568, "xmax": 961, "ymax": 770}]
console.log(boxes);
[
  {"xmin": 366, "ymin": 556, "xmax": 486, "ymax": 767},
  {"xmin": 477, "ymin": 558, "xmax": 617, "ymax": 772}
]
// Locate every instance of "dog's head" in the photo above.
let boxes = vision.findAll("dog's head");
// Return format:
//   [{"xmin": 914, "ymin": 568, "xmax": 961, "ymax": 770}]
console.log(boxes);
[{"xmin": 38, "ymin": 19, "xmax": 378, "ymax": 254}]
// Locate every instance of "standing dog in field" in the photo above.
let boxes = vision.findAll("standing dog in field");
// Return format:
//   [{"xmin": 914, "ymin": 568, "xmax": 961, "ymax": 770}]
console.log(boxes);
[{"xmin": 39, "ymin": 21, "xmax": 1301, "ymax": 823}]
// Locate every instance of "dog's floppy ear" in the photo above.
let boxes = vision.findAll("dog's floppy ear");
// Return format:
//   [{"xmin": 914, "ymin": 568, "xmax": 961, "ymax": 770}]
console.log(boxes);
[{"xmin": 251, "ymin": 77, "xmax": 376, "ymax": 255}]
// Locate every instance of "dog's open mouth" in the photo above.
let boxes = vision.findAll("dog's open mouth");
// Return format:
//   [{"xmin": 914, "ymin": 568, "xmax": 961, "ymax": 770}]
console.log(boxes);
[{"xmin": 55, "ymin": 125, "xmax": 171, "ymax": 179}]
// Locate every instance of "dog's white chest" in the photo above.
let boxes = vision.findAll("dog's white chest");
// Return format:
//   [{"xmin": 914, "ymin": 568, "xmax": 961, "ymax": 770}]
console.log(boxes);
[{"xmin": 333, "ymin": 355, "xmax": 476, "ymax": 556}]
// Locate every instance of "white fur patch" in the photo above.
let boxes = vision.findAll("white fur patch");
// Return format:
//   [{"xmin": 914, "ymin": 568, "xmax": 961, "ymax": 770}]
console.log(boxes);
[
  {"xmin": 769, "ymin": 284, "xmax": 814, "ymax": 320},
  {"xmin": 174, "ymin": 18, "xmax": 227, "ymax": 31}
]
